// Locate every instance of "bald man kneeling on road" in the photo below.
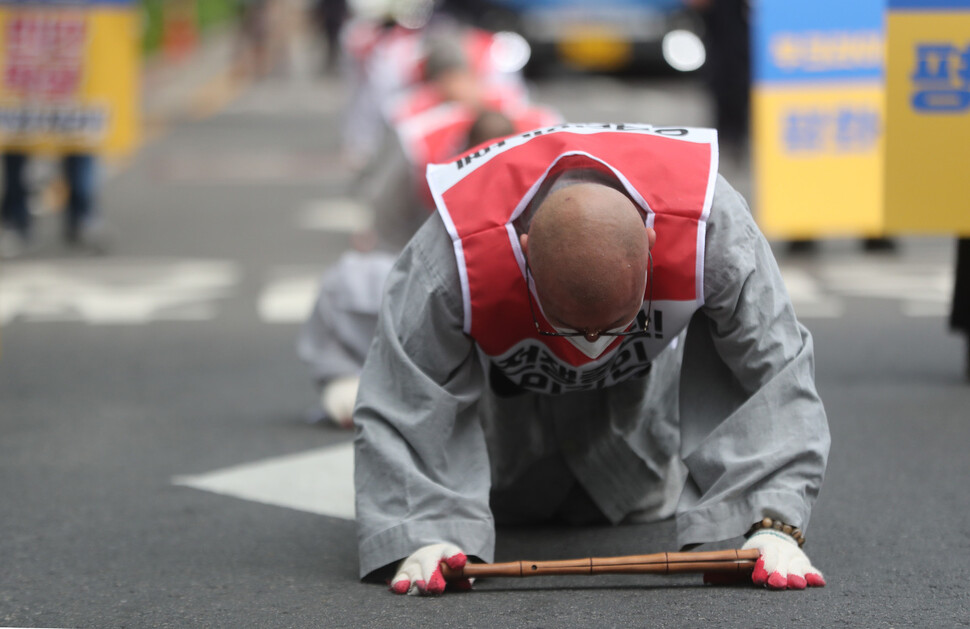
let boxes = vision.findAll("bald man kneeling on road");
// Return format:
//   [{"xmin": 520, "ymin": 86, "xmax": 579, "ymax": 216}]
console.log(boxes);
[{"xmin": 353, "ymin": 124, "xmax": 830, "ymax": 594}]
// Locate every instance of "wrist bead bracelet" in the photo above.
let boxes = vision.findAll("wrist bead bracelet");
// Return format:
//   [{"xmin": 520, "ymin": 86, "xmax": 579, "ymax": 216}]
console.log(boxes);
[{"xmin": 746, "ymin": 517, "xmax": 806, "ymax": 547}]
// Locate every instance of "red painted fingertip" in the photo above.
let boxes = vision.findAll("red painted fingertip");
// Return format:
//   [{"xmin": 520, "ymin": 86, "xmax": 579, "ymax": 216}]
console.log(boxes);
[
  {"xmin": 426, "ymin": 569, "xmax": 447, "ymax": 594},
  {"xmin": 413, "ymin": 579, "xmax": 428, "ymax": 594},
  {"xmin": 390, "ymin": 580, "xmax": 410, "ymax": 595},
  {"xmin": 805, "ymin": 572, "xmax": 827, "ymax": 587},
  {"xmin": 766, "ymin": 571, "xmax": 788, "ymax": 590},
  {"xmin": 445, "ymin": 552, "xmax": 467, "ymax": 570},
  {"xmin": 751, "ymin": 556, "xmax": 769, "ymax": 586},
  {"xmin": 787, "ymin": 574, "xmax": 807, "ymax": 590}
]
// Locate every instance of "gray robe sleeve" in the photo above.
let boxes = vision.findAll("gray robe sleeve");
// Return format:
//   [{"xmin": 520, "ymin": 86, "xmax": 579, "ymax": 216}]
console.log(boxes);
[
  {"xmin": 675, "ymin": 175, "xmax": 831, "ymax": 548},
  {"xmin": 353, "ymin": 215, "xmax": 495, "ymax": 580}
]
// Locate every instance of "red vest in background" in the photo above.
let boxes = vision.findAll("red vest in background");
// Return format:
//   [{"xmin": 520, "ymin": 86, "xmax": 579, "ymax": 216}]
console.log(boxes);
[
  {"xmin": 426, "ymin": 124, "xmax": 719, "ymax": 395},
  {"xmin": 397, "ymin": 102, "xmax": 564, "ymax": 209}
]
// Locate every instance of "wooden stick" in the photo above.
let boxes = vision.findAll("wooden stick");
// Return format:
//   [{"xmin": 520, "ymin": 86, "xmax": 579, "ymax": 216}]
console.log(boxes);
[{"xmin": 440, "ymin": 549, "xmax": 760, "ymax": 581}]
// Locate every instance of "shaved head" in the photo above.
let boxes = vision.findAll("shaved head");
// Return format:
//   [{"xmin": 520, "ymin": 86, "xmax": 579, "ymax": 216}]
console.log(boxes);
[{"xmin": 522, "ymin": 182, "xmax": 654, "ymax": 338}]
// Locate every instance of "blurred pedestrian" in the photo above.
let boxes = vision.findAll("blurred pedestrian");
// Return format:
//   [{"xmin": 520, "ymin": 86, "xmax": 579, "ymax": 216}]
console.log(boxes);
[
  {"xmin": 951, "ymin": 238, "xmax": 970, "ymax": 381},
  {"xmin": 298, "ymin": 250, "xmax": 397, "ymax": 428},
  {"xmin": 311, "ymin": 0, "xmax": 349, "ymax": 73},
  {"xmin": 338, "ymin": 18, "xmax": 424, "ymax": 169},
  {"xmin": 234, "ymin": 0, "xmax": 273, "ymax": 78},
  {"xmin": 0, "ymin": 152, "xmax": 107, "ymax": 259},
  {"xmin": 354, "ymin": 28, "xmax": 541, "ymax": 249},
  {"xmin": 299, "ymin": 108, "xmax": 551, "ymax": 427},
  {"xmin": 302, "ymin": 23, "xmax": 560, "ymax": 428}
]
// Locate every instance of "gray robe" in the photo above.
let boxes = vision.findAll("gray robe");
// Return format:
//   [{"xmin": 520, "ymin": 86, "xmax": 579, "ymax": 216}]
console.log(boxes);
[{"xmin": 353, "ymin": 175, "xmax": 830, "ymax": 579}]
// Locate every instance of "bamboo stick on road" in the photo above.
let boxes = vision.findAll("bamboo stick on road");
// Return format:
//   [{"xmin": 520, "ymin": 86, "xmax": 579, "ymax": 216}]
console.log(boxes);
[{"xmin": 440, "ymin": 549, "xmax": 760, "ymax": 581}]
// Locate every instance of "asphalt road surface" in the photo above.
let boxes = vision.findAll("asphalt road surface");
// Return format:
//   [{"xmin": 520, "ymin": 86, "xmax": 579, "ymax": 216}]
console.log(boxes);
[{"xmin": 2, "ymin": 65, "xmax": 969, "ymax": 628}]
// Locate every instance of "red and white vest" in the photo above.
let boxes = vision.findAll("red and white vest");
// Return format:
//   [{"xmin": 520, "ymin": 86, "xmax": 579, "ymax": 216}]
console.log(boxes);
[{"xmin": 426, "ymin": 124, "xmax": 719, "ymax": 395}]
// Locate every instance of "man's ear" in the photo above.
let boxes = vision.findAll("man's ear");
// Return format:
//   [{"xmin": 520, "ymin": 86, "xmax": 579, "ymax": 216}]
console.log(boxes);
[
  {"xmin": 645, "ymin": 226, "xmax": 656, "ymax": 251},
  {"xmin": 519, "ymin": 232, "xmax": 529, "ymax": 256}
]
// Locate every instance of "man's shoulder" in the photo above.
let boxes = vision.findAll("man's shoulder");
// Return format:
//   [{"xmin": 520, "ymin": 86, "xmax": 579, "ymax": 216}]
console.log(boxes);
[
  {"xmin": 400, "ymin": 212, "xmax": 460, "ymax": 286},
  {"xmin": 706, "ymin": 174, "xmax": 755, "ymax": 230}
]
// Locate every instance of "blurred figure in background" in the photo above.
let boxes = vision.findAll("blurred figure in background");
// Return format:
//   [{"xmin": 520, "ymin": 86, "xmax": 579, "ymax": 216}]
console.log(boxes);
[
  {"xmin": 951, "ymin": 238, "xmax": 970, "ymax": 381},
  {"xmin": 311, "ymin": 0, "xmax": 349, "ymax": 73},
  {"xmin": 352, "ymin": 24, "xmax": 539, "ymax": 248},
  {"xmin": 339, "ymin": 13, "xmax": 529, "ymax": 169},
  {"xmin": 338, "ymin": 16, "xmax": 426, "ymax": 169},
  {"xmin": 234, "ymin": 0, "xmax": 280, "ymax": 78},
  {"xmin": 299, "ymin": 17, "xmax": 555, "ymax": 428},
  {"xmin": 299, "ymin": 250, "xmax": 397, "ymax": 428},
  {"xmin": 299, "ymin": 108, "xmax": 544, "ymax": 428},
  {"xmin": 0, "ymin": 152, "xmax": 107, "ymax": 259}
]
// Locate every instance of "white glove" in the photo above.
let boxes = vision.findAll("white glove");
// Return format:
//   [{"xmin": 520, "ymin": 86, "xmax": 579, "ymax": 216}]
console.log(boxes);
[
  {"xmin": 742, "ymin": 529, "xmax": 826, "ymax": 590},
  {"xmin": 320, "ymin": 376, "xmax": 359, "ymax": 429},
  {"xmin": 390, "ymin": 543, "xmax": 471, "ymax": 596}
]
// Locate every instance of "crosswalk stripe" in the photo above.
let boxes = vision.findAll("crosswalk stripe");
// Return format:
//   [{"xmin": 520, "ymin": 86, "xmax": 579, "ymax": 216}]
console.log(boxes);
[
  {"xmin": 0, "ymin": 258, "xmax": 954, "ymax": 326},
  {"xmin": 296, "ymin": 198, "xmax": 373, "ymax": 233},
  {"xmin": 0, "ymin": 259, "xmax": 239, "ymax": 325},
  {"xmin": 258, "ymin": 272, "xmax": 319, "ymax": 323},
  {"xmin": 172, "ymin": 442, "xmax": 356, "ymax": 520}
]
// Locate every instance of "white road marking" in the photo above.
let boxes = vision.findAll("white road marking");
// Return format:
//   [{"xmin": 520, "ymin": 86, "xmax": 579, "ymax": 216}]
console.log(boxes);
[
  {"xmin": 173, "ymin": 442, "xmax": 356, "ymax": 520},
  {"xmin": 154, "ymin": 151, "xmax": 345, "ymax": 183},
  {"xmin": 258, "ymin": 269, "xmax": 320, "ymax": 323},
  {"xmin": 901, "ymin": 300, "xmax": 951, "ymax": 318},
  {"xmin": 0, "ymin": 258, "xmax": 953, "ymax": 326},
  {"xmin": 778, "ymin": 261, "xmax": 953, "ymax": 319},
  {"xmin": 777, "ymin": 267, "xmax": 845, "ymax": 318},
  {"xmin": 819, "ymin": 262, "xmax": 953, "ymax": 303},
  {"xmin": 0, "ymin": 259, "xmax": 239, "ymax": 325},
  {"xmin": 296, "ymin": 198, "xmax": 373, "ymax": 233}
]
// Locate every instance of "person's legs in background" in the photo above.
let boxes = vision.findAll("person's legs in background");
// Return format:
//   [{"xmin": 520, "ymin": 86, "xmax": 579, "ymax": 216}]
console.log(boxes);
[
  {"xmin": 1, "ymin": 152, "xmax": 31, "ymax": 258},
  {"xmin": 62, "ymin": 152, "xmax": 107, "ymax": 252}
]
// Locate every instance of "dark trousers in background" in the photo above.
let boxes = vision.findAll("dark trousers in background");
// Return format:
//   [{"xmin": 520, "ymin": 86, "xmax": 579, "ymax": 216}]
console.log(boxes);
[
  {"xmin": 951, "ymin": 238, "xmax": 970, "ymax": 334},
  {"xmin": 1, "ymin": 152, "xmax": 98, "ymax": 242}
]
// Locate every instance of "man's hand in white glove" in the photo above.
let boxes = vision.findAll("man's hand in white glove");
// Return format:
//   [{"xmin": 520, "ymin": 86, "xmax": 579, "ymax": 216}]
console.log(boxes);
[
  {"xmin": 390, "ymin": 543, "xmax": 472, "ymax": 595},
  {"xmin": 320, "ymin": 375, "xmax": 359, "ymax": 429},
  {"xmin": 741, "ymin": 529, "xmax": 826, "ymax": 590}
]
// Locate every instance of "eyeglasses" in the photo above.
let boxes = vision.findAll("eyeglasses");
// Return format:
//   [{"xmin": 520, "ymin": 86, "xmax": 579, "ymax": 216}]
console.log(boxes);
[{"xmin": 525, "ymin": 251, "xmax": 653, "ymax": 339}]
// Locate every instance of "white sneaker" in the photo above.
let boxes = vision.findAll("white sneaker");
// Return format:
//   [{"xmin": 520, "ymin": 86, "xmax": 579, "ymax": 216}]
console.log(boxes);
[{"xmin": 320, "ymin": 376, "xmax": 360, "ymax": 429}]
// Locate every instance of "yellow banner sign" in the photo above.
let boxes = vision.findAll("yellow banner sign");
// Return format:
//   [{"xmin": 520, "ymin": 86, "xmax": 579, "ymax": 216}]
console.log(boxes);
[
  {"xmin": 0, "ymin": 2, "xmax": 139, "ymax": 156},
  {"xmin": 753, "ymin": 83, "xmax": 885, "ymax": 238},
  {"xmin": 884, "ymin": 9, "xmax": 970, "ymax": 234}
]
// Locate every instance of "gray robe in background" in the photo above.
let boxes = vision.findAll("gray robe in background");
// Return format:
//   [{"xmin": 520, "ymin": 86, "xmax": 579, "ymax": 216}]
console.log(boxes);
[
  {"xmin": 353, "ymin": 175, "xmax": 830, "ymax": 579},
  {"xmin": 298, "ymin": 251, "xmax": 396, "ymax": 387}
]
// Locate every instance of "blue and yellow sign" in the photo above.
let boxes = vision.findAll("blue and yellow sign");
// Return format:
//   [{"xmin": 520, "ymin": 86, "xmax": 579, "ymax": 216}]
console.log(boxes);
[
  {"xmin": 0, "ymin": 0, "xmax": 140, "ymax": 156},
  {"xmin": 752, "ymin": 0, "xmax": 886, "ymax": 238},
  {"xmin": 884, "ymin": 0, "xmax": 970, "ymax": 233}
]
